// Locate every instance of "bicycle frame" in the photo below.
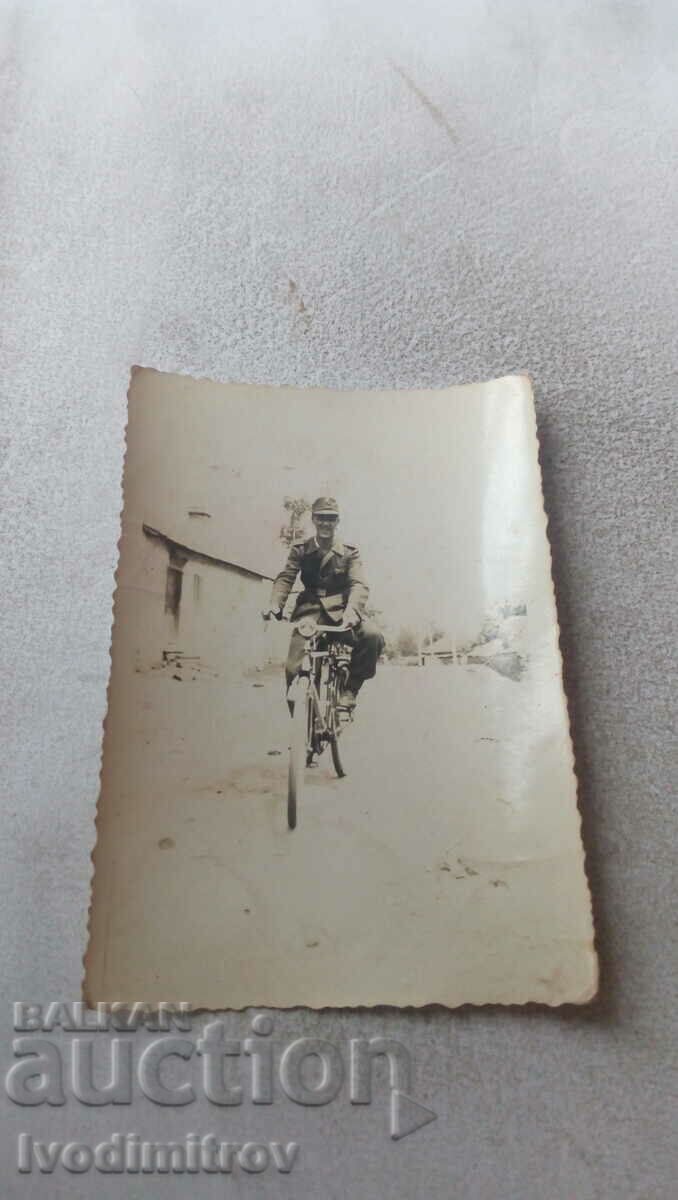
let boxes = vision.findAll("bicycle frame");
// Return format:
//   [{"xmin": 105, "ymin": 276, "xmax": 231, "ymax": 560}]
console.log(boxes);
[
  {"xmin": 286, "ymin": 622, "xmax": 354, "ymax": 744},
  {"xmin": 279, "ymin": 618, "xmax": 355, "ymax": 828}
]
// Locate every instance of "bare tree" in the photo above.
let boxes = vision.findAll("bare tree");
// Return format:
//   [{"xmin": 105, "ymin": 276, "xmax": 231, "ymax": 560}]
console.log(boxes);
[
  {"xmin": 423, "ymin": 622, "xmax": 447, "ymax": 649},
  {"xmin": 396, "ymin": 627, "xmax": 419, "ymax": 657},
  {"xmin": 280, "ymin": 497, "xmax": 311, "ymax": 546},
  {"xmin": 364, "ymin": 603, "xmax": 386, "ymax": 629}
]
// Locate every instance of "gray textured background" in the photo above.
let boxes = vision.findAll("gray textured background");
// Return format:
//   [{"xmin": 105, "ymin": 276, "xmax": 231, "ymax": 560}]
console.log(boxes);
[{"xmin": 1, "ymin": 1, "xmax": 676, "ymax": 1196}]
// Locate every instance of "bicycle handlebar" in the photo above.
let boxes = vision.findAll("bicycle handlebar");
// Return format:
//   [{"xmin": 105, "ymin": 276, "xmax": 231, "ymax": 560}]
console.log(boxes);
[
  {"xmin": 305, "ymin": 624, "xmax": 353, "ymax": 633},
  {"xmin": 262, "ymin": 611, "xmax": 355, "ymax": 633}
]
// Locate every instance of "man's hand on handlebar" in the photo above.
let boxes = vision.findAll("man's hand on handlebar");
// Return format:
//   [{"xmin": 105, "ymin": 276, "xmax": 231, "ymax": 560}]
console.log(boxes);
[{"xmin": 262, "ymin": 608, "xmax": 284, "ymax": 621}]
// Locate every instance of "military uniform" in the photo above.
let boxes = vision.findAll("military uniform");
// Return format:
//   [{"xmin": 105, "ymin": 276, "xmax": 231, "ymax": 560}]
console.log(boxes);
[{"xmin": 270, "ymin": 535, "xmax": 385, "ymax": 690}]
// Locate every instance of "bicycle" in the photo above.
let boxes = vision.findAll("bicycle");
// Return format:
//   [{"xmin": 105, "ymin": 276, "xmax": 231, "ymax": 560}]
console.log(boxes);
[{"xmin": 263, "ymin": 612, "xmax": 355, "ymax": 829}]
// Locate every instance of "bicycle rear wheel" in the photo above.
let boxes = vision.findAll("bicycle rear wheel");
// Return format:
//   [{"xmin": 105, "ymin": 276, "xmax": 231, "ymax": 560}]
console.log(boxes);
[{"xmin": 288, "ymin": 684, "xmax": 309, "ymax": 829}]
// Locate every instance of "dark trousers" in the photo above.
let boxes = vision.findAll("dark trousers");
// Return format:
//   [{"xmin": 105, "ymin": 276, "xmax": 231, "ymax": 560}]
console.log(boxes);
[{"xmin": 285, "ymin": 618, "xmax": 385, "ymax": 689}]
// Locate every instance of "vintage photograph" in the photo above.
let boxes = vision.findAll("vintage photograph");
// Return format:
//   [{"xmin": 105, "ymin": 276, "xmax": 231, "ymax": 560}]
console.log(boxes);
[{"xmin": 85, "ymin": 369, "xmax": 596, "ymax": 1008}]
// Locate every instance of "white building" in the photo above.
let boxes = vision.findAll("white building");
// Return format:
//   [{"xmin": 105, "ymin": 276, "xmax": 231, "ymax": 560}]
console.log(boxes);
[{"xmin": 111, "ymin": 519, "xmax": 291, "ymax": 679}]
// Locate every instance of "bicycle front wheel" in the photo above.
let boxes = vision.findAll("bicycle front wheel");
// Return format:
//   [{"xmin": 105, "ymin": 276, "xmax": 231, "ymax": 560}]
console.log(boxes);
[
  {"xmin": 328, "ymin": 674, "xmax": 347, "ymax": 779},
  {"xmin": 288, "ymin": 684, "xmax": 309, "ymax": 829},
  {"xmin": 330, "ymin": 728, "xmax": 346, "ymax": 778}
]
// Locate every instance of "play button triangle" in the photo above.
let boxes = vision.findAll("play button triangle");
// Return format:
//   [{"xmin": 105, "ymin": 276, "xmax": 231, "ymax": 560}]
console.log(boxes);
[{"xmin": 390, "ymin": 1089, "xmax": 438, "ymax": 1140}]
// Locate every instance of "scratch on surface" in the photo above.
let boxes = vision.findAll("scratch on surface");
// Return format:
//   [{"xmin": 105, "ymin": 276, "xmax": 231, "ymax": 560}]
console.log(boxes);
[
  {"xmin": 390, "ymin": 61, "xmax": 458, "ymax": 143},
  {"xmin": 364, "ymin": 161, "xmax": 449, "ymax": 222},
  {"xmin": 287, "ymin": 279, "xmax": 312, "ymax": 334}
]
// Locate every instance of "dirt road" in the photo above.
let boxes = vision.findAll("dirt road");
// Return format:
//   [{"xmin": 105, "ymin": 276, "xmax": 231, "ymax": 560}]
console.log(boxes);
[{"xmin": 87, "ymin": 660, "xmax": 595, "ymax": 1007}]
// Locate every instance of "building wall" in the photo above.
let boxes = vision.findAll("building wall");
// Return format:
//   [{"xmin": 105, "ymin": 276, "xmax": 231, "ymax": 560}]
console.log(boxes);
[{"xmin": 111, "ymin": 518, "xmax": 288, "ymax": 677}]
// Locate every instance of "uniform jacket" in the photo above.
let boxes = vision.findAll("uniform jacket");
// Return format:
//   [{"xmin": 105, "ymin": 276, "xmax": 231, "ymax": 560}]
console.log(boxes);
[{"xmin": 270, "ymin": 537, "xmax": 369, "ymax": 623}]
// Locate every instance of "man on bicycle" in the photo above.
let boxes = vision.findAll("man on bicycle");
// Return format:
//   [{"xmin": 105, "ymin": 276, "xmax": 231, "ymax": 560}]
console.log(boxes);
[{"xmin": 264, "ymin": 497, "xmax": 384, "ymax": 708}]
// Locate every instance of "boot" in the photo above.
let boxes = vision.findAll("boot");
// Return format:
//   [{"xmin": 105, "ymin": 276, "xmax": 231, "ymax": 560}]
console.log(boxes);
[{"xmin": 338, "ymin": 678, "xmax": 362, "ymax": 709}]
